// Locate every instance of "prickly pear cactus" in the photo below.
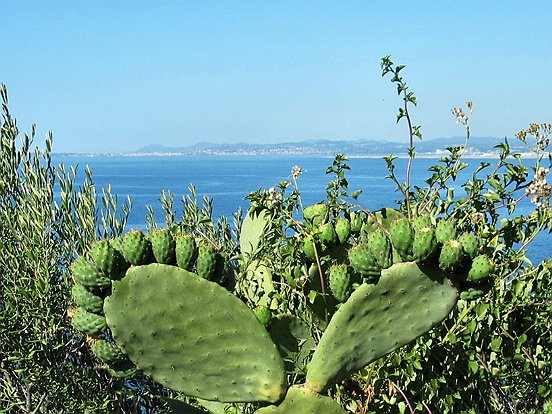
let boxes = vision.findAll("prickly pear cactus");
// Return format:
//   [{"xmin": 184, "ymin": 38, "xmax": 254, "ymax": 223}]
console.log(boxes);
[
  {"xmin": 256, "ymin": 386, "xmax": 345, "ymax": 414},
  {"xmin": 305, "ymin": 261, "xmax": 458, "ymax": 393},
  {"xmin": 105, "ymin": 264, "xmax": 286, "ymax": 403}
]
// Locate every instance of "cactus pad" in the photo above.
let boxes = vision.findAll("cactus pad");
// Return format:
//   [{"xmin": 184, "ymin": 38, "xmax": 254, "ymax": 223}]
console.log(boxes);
[
  {"xmin": 104, "ymin": 264, "xmax": 286, "ymax": 403},
  {"xmin": 256, "ymin": 386, "xmax": 346, "ymax": 414},
  {"xmin": 305, "ymin": 262, "xmax": 458, "ymax": 393}
]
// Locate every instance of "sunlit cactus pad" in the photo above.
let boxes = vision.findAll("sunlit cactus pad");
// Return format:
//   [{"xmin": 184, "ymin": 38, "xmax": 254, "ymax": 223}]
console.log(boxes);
[
  {"xmin": 306, "ymin": 261, "xmax": 458, "ymax": 393},
  {"xmin": 104, "ymin": 263, "xmax": 286, "ymax": 403},
  {"xmin": 256, "ymin": 386, "xmax": 346, "ymax": 414}
]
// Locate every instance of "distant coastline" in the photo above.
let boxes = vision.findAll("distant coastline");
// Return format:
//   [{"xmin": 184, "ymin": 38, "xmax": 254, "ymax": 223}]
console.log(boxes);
[{"xmin": 54, "ymin": 136, "xmax": 547, "ymax": 159}]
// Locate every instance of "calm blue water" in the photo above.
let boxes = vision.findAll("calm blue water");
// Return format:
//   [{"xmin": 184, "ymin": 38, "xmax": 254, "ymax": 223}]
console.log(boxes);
[{"xmin": 52, "ymin": 155, "xmax": 550, "ymax": 264}]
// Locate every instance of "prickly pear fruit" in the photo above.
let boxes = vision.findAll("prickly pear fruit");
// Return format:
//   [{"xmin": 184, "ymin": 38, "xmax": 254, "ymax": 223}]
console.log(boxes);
[
  {"xmin": 71, "ymin": 283, "xmax": 104, "ymax": 314},
  {"xmin": 435, "ymin": 219, "xmax": 458, "ymax": 245},
  {"xmin": 329, "ymin": 264, "xmax": 352, "ymax": 303},
  {"xmin": 412, "ymin": 215, "xmax": 432, "ymax": 231},
  {"xmin": 318, "ymin": 222, "xmax": 337, "ymax": 246},
  {"xmin": 175, "ymin": 234, "xmax": 198, "ymax": 271},
  {"xmin": 459, "ymin": 287, "xmax": 487, "ymax": 300},
  {"xmin": 70, "ymin": 307, "xmax": 107, "ymax": 337},
  {"xmin": 412, "ymin": 226, "xmax": 437, "ymax": 263},
  {"xmin": 389, "ymin": 218, "xmax": 414, "ymax": 261},
  {"xmin": 335, "ymin": 217, "xmax": 351, "ymax": 244},
  {"xmin": 302, "ymin": 235, "xmax": 319, "ymax": 262},
  {"xmin": 459, "ymin": 232, "xmax": 479, "ymax": 260},
  {"xmin": 196, "ymin": 244, "xmax": 218, "ymax": 280},
  {"xmin": 348, "ymin": 244, "xmax": 381, "ymax": 278},
  {"xmin": 150, "ymin": 228, "xmax": 176, "ymax": 264},
  {"xmin": 366, "ymin": 229, "xmax": 393, "ymax": 269},
  {"xmin": 467, "ymin": 255, "xmax": 494, "ymax": 282},
  {"xmin": 121, "ymin": 230, "xmax": 152, "ymax": 265},
  {"xmin": 303, "ymin": 203, "xmax": 328, "ymax": 227},
  {"xmin": 90, "ymin": 339, "xmax": 125, "ymax": 363},
  {"xmin": 71, "ymin": 257, "xmax": 112, "ymax": 289},
  {"xmin": 254, "ymin": 305, "xmax": 271, "ymax": 326},
  {"xmin": 438, "ymin": 239, "xmax": 464, "ymax": 271},
  {"xmin": 89, "ymin": 239, "xmax": 126, "ymax": 277}
]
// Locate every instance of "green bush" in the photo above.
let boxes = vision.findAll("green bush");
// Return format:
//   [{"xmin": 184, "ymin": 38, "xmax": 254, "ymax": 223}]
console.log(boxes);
[{"xmin": 0, "ymin": 84, "xmax": 167, "ymax": 413}]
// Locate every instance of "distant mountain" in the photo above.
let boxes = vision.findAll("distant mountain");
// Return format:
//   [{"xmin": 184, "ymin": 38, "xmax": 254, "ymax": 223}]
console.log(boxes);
[{"xmin": 134, "ymin": 136, "xmax": 530, "ymax": 157}]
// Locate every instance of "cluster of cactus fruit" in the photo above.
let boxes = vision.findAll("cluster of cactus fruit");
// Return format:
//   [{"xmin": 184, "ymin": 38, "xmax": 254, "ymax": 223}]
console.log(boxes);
[{"xmin": 68, "ymin": 201, "xmax": 495, "ymax": 413}]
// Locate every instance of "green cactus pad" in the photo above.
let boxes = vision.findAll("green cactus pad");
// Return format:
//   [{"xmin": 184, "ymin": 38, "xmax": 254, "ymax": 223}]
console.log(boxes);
[
  {"xmin": 175, "ymin": 234, "xmax": 198, "ymax": 271},
  {"xmin": 328, "ymin": 264, "xmax": 352, "ymax": 303},
  {"xmin": 334, "ymin": 217, "xmax": 351, "ymax": 245},
  {"xmin": 305, "ymin": 262, "xmax": 458, "ymax": 393},
  {"xmin": 121, "ymin": 230, "xmax": 153, "ymax": 265},
  {"xmin": 71, "ymin": 257, "xmax": 112, "ymax": 289},
  {"xmin": 256, "ymin": 386, "xmax": 346, "ymax": 414},
  {"xmin": 71, "ymin": 307, "xmax": 107, "ymax": 337},
  {"xmin": 240, "ymin": 208, "xmax": 271, "ymax": 257},
  {"xmin": 91, "ymin": 339, "xmax": 126, "ymax": 363},
  {"xmin": 150, "ymin": 228, "xmax": 176, "ymax": 264},
  {"xmin": 71, "ymin": 283, "xmax": 104, "ymax": 314},
  {"xmin": 104, "ymin": 264, "xmax": 286, "ymax": 403}
]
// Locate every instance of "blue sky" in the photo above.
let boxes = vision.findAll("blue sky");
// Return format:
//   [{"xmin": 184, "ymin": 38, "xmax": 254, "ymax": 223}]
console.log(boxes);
[{"xmin": 2, "ymin": 1, "xmax": 551, "ymax": 153}]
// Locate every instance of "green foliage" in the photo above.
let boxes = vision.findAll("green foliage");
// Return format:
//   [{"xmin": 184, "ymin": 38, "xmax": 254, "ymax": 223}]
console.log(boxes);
[{"xmin": 0, "ymin": 84, "xmax": 167, "ymax": 413}]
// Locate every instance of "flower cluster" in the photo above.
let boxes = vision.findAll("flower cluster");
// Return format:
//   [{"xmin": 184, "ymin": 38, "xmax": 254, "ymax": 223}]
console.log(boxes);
[
  {"xmin": 526, "ymin": 167, "xmax": 551, "ymax": 208},
  {"xmin": 291, "ymin": 165, "xmax": 303, "ymax": 180},
  {"xmin": 267, "ymin": 187, "xmax": 282, "ymax": 206},
  {"xmin": 451, "ymin": 101, "xmax": 474, "ymax": 125}
]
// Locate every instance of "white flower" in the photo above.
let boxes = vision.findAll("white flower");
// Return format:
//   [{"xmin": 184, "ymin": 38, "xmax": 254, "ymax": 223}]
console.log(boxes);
[
  {"xmin": 451, "ymin": 107, "xmax": 468, "ymax": 125},
  {"xmin": 291, "ymin": 165, "xmax": 303, "ymax": 179},
  {"xmin": 267, "ymin": 187, "xmax": 281, "ymax": 205},
  {"xmin": 526, "ymin": 167, "xmax": 551, "ymax": 207}
]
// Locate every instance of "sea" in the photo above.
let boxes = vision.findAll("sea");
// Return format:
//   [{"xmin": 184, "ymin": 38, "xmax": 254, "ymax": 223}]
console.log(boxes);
[{"xmin": 52, "ymin": 154, "xmax": 550, "ymax": 264}]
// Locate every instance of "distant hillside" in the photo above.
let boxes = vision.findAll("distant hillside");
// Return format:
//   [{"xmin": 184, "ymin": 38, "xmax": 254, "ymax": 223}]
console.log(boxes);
[{"xmin": 135, "ymin": 136, "xmax": 530, "ymax": 157}]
